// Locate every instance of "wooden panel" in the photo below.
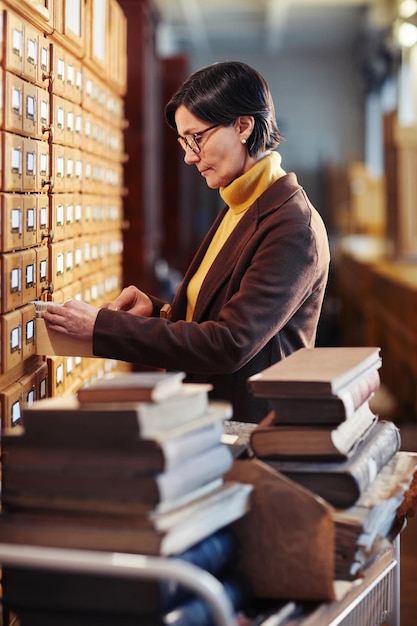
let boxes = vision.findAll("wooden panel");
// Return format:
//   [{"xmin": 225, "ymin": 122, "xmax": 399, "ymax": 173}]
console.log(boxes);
[
  {"xmin": 119, "ymin": 0, "xmax": 162, "ymax": 292},
  {"xmin": 384, "ymin": 112, "xmax": 417, "ymax": 260},
  {"xmin": 160, "ymin": 55, "xmax": 202, "ymax": 273},
  {"xmin": 348, "ymin": 161, "xmax": 386, "ymax": 238}
]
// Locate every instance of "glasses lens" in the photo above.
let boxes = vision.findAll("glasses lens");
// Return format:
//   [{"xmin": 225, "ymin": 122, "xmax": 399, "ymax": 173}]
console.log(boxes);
[
  {"xmin": 177, "ymin": 137, "xmax": 187, "ymax": 151},
  {"xmin": 188, "ymin": 137, "xmax": 199, "ymax": 153},
  {"xmin": 177, "ymin": 135, "xmax": 200, "ymax": 154}
]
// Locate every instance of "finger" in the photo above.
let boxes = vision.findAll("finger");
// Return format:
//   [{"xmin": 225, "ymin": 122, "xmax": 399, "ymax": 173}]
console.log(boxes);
[
  {"xmin": 45, "ymin": 306, "xmax": 65, "ymax": 319},
  {"xmin": 100, "ymin": 299, "xmax": 121, "ymax": 311},
  {"xmin": 43, "ymin": 314, "xmax": 68, "ymax": 332}
]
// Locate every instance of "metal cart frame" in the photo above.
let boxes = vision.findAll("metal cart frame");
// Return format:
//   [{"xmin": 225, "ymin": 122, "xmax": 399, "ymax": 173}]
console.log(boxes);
[
  {"xmin": 0, "ymin": 543, "xmax": 237, "ymax": 626},
  {"xmin": 0, "ymin": 540, "xmax": 400, "ymax": 626}
]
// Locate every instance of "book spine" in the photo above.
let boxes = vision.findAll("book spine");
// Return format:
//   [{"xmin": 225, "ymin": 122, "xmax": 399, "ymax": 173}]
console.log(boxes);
[
  {"xmin": 338, "ymin": 369, "xmax": 380, "ymax": 417},
  {"xmin": 268, "ymin": 369, "xmax": 381, "ymax": 425},
  {"xmin": 347, "ymin": 420, "xmax": 401, "ymax": 495}
]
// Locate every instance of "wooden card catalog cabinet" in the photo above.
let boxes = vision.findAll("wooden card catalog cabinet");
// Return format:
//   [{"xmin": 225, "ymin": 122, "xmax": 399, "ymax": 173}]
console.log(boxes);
[
  {"xmin": 37, "ymin": 193, "xmax": 50, "ymax": 243},
  {"xmin": 51, "ymin": 143, "xmax": 66, "ymax": 193},
  {"xmin": 48, "ymin": 240, "xmax": 66, "ymax": 291},
  {"xmin": 23, "ymin": 136, "xmax": 37, "ymax": 191},
  {"xmin": 52, "ymin": 0, "xmax": 85, "ymax": 57},
  {"xmin": 64, "ymin": 51, "xmax": 83, "ymax": 104},
  {"xmin": 5, "ymin": 11, "xmax": 24, "ymax": 74},
  {"xmin": 22, "ymin": 194, "xmax": 37, "ymax": 248},
  {"xmin": 3, "ymin": 132, "xmax": 23, "ymax": 191},
  {"xmin": 63, "ymin": 194, "xmax": 74, "ymax": 236},
  {"xmin": 20, "ymin": 302, "xmax": 37, "ymax": 360},
  {"xmin": 63, "ymin": 238, "xmax": 74, "ymax": 285},
  {"xmin": 50, "ymin": 192, "xmax": 65, "ymax": 240},
  {"xmin": 0, "ymin": 381, "xmax": 22, "ymax": 429},
  {"xmin": 73, "ymin": 103, "xmax": 83, "ymax": 148},
  {"xmin": 73, "ymin": 194, "xmax": 83, "ymax": 237},
  {"xmin": 1, "ymin": 0, "xmax": 128, "ymax": 415},
  {"xmin": 1, "ymin": 251, "xmax": 22, "ymax": 312},
  {"xmin": 36, "ymin": 361, "xmax": 48, "ymax": 400},
  {"xmin": 35, "ymin": 244, "xmax": 49, "ymax": 296},
  {"xmin": 13, "ymin": 0, "xmax": 54, "ymax": 31},
  {"xmin": 47, "ymin": 355, "xmax": 65, "ymax": 396},
  {"xmin": 38, "ymin": 139, "xmax": 50, "ymax": 190},
  {"xmin": 0, "ymin": 309, "xmax": 22, "ymax": 373},
  {"xmin": 37, "ymin": 85, "xmax": 50, "ymax": 140},
  {"xmin": 50, "ymin": 43, "xmax": 66, "ymax": 96},
  {"xmin": 73, "ymin": 236, "xmax": 83, "ymax": 280},
  {"xmin": 22, "ymin": 79, "xmax": 37, "ymax": 137},
  {"xmin": 64, "ymin": 99, "xmax": 76, "ymax": 145},
  {"xmin": 108, "ymin": 0, "xmax": 127, "ymax": 94},
  {"xmin": 89, "ymin": 0, "xmax": 108, "ymax": 71},
  {"xmin": 4, "ymin": 72, "xmax": 23, "ymax": 134},
  {"xmin": 21, "ymin": 247, "xmax": 37, "ymax": 302},
  {"xmin": 51, "ymin": 93, "xmax": 66, "ymax": 144},
  {"xmin": 38, "ymin": 34, "xmax": 51, "ymax": 86},
  {"xmin": 23, "ymin": 22, "xmax": 39, "ymax": 83},
  {"xmin": 20, "ymin": 370, "xmax": 37, "ymax": 407},
  {"xmin": 1, "ymin": 193, "xmax": 23, "ymax": 252}
]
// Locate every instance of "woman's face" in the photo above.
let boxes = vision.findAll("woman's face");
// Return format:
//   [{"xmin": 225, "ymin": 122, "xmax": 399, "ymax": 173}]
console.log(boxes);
[{"xmin": 174, "ymin": 105, "xmax": 256, "ymax": 189}]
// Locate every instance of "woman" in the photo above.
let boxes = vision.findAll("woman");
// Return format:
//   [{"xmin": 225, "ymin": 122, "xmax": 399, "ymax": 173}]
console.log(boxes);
[{"xmin": 43, "ymin": 61, "xmax": 330, "ymax": 423}]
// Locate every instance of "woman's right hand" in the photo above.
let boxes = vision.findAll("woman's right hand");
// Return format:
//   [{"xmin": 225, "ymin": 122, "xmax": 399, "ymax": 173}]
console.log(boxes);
[{"xmin": 101, "ymin": 285, "xmax": 153, "ymax": 317}]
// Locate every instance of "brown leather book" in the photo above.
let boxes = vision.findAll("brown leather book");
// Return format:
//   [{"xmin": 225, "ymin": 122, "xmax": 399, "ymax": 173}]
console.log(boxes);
[
  {"xmin": 248, "ymin": 346, "xmax": 381, "ymax": 398},
  {"xmin": 249, "ymin": 403, "xmax": 377, "ymax": 461}
]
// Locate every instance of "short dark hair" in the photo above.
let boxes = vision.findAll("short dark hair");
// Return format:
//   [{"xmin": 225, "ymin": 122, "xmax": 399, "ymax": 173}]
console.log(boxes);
[{"xmin": 165, "ymin": 61, "xmax": 283, "ymax": 157}]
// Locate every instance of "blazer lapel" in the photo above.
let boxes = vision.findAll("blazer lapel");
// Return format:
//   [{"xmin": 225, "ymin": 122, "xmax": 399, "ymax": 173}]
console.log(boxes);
[{"xmin": 171, "ymin": 174, "xmax": 300, "ymax": 321}]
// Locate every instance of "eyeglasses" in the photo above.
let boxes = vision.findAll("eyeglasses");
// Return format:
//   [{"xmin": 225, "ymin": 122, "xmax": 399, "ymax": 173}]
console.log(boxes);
[{"xmin": 177, "ymin": 124, "xmax": 220, "ymax": 154}]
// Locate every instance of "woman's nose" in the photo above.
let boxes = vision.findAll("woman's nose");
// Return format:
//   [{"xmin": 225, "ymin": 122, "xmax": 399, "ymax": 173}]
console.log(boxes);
[{"xmin": 183, "ymin": 147, "xmax": 200, "ymax": 165}]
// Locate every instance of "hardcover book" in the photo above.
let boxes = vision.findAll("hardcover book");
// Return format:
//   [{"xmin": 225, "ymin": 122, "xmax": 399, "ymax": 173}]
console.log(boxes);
[
  {"xmin": 2, "ymin": 442, "xmax": 235, "ymax": 510},
  {"xmin": 0, "ymin": 481, "xmax": 253, "ymax": 557},
  {"xmin": 248, "ymin": 346, "xmax": 381, "ymax": 398},
  {"xmin": 77, "ymin": 371, "xmax": 186, "ymax": 403},
  {"xmin": 4, "ymin": 405, "xmax": 229, "ymax": 474},
  {"xmin": 270, "ymin": 368, "xmax": 381, "ymax": 425},
  {"xmin": 20, "ymin": 385, "xmax": 217, "ymax": 441},
  {"xmin": 333, "ymin": 451, "xmax": 417, "ymax": 579},
  {"xmin": 249, "ymin": 402, "xmax": 378, "ymax": 460},
  {"xmin": 263, "ymin": 420, "xmax": 401, "ymax": 508}
]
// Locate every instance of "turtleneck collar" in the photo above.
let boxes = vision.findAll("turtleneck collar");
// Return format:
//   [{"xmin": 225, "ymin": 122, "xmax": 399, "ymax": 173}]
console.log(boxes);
[{"xmin": 219, "ymin": 151, "xmax": 286, "ymax": 214}]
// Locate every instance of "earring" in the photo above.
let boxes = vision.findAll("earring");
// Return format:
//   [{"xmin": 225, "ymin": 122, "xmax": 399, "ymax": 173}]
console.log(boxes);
[{"xmin": 241, "ymin": 138, "xmax": 247, "ymax": 144}]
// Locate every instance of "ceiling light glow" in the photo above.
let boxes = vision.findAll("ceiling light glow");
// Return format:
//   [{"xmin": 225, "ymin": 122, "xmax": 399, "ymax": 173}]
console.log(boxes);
[
  {"xmin": 399, "ymin": 0, "xmax": 417, "ymax": 19},
  {"xmin": 398, "ymin": 21, "xmax": 417, "ymax": 47}
]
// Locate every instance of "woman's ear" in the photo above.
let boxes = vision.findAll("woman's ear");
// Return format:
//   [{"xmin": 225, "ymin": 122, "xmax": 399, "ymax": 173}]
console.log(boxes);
[{"xmin": 236, "ymin": 115, "xmax": 255, "ymax": 142}]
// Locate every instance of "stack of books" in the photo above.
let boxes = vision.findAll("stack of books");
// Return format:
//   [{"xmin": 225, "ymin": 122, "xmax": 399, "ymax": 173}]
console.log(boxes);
[
  {"xmin": 0, "ymin": 371, "xmax": 253, "ymax": 623},
  {"xmin": 247, "ymin": 346, "xmax": 413, "ymax": 580}
]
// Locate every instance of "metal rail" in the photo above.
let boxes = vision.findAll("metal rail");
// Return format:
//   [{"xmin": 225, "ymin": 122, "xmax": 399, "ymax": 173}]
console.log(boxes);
[{"xmin": 0, "ymin": 543, "xmax": 237, "ymax": 626}]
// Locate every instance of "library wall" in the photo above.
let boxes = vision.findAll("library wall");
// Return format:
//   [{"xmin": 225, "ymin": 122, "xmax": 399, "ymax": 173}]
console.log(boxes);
[{"xmin": 0, "ymin": 0, "xmax": 129, "ymax": 433}]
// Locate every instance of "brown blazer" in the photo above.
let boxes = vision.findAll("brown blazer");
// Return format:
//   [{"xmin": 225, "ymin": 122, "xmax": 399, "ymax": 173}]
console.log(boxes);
[{"xmin": 93, "ymin": 173, "xmax": 330, "ymax": 422}]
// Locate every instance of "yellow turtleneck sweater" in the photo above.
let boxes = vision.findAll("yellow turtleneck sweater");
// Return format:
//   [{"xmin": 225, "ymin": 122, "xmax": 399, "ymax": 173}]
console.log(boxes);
[{"xmin": 186, "ymin": 151, "xmax": 286, "ymax": 321}]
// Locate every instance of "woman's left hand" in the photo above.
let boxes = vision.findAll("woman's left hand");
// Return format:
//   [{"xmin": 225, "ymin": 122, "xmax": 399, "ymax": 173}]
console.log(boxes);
[{"xmin": 42, "ymin": 299, "xmax": 99, "ymax": 340}]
